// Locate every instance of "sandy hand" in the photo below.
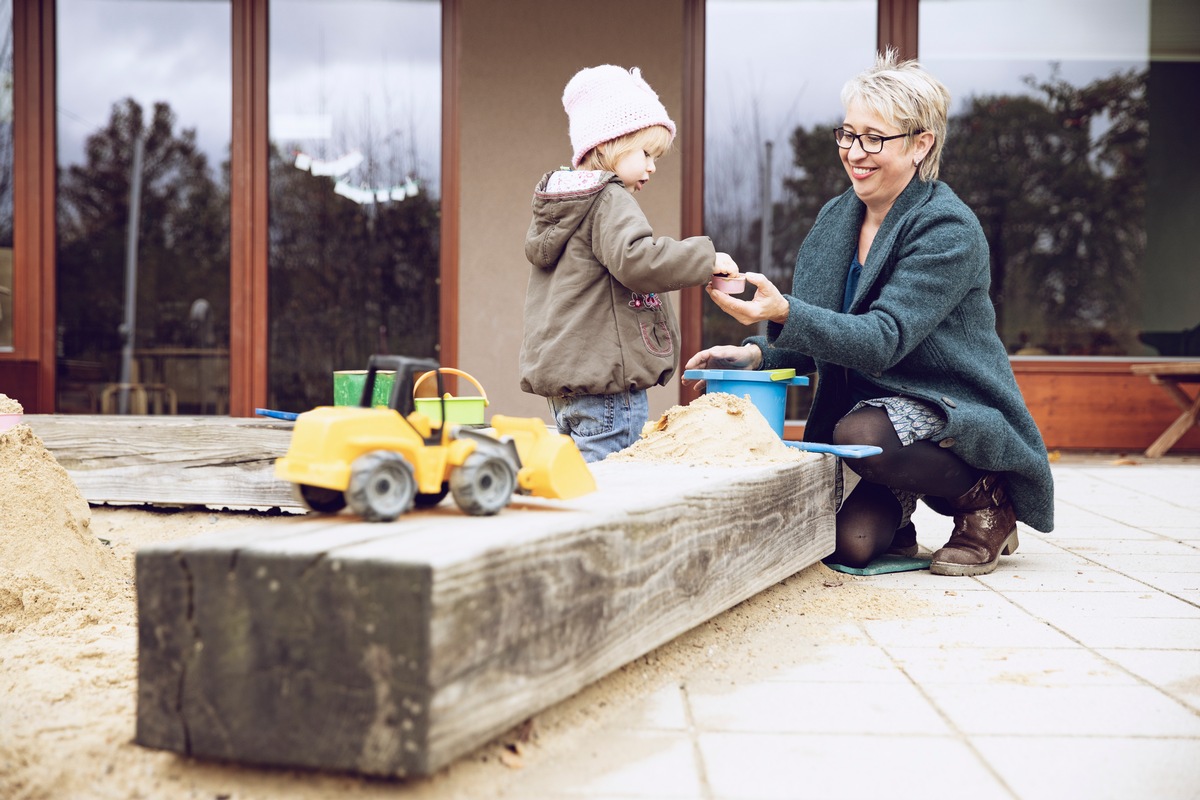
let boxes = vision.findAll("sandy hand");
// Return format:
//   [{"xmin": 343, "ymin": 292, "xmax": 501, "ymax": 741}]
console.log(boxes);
[
  {"xmin": 713, "ymin": 252, "xmax": 739, "ymax": 277},
  {"xmin": 682, "ymin": 345, "xmax": 764, "ymax": 390}
]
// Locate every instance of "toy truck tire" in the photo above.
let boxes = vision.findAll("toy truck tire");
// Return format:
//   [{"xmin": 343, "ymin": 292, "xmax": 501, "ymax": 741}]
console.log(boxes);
[
  {"xmin": 294, "ymin": 483, "xmax": 347, "ymax": 514},
  {"xmin": 449, "ymin": 453, "xmax": 517, "ymax": 516},
  {"xmin": 347, "ymin": 450, "xmax": 417, "ymax": 522}
]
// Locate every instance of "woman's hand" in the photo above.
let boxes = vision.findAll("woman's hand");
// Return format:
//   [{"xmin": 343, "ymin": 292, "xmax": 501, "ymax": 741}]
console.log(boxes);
[
  {"xmin": 706, "ymin": 272, "xmax": 790, "ymax": 326},
  {"xmin": 683, "ymin": 344, "xmax": 764, "ymax": 391}
]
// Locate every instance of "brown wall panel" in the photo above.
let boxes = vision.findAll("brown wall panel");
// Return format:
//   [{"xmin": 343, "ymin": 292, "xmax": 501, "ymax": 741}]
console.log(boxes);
[
  {"xmin": 877, "ymin": 0, "xmax": 918, "ymax": 59},
  {"xmin": 5, "ymin": 0, "xmax": 57, "ymax": 412},
  {"xmin": 455, "ymin": 0, "xmax": 690, "ymax": 422},
  {"xmin": 228, "ymin": 0, "xmax": 269, "ymax": 416},
  {"xmin": 0, "ymin": 361, "xmax": 39, "ymax": 409}
]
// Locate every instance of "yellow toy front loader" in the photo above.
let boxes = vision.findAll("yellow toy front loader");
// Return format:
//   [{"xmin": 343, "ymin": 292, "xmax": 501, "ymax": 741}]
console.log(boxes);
[{"xmin": 274, "ymin": 355, "xmax": 595, "ymax": 522}]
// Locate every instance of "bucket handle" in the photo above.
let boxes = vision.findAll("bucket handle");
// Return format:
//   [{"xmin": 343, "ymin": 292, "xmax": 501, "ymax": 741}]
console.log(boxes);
[{"xmin": 413, "ymin": 368, "xmax": 489, "ymax": 404}]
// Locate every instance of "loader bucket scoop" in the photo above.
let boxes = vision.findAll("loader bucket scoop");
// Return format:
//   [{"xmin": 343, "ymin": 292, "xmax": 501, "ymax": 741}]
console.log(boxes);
[{"xmin": 490, "ymin": 415, "xmax": 597, "ymax": 500}]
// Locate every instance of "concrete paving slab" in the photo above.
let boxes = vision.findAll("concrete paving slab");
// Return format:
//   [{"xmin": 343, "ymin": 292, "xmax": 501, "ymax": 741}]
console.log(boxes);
[
  {"xmin": 972, "ymin": 736, "xmax": 1200, "ymax": 800},
  {"xmin": 687, "ymin": 680, "xmax": 951, "ymax": 736},
  {"xmin": 924, "ymin": 683, "xmax": 1200, "ymax": 737},
  {"xmin": 698, "ymin": 733, "xmax": 1012, "ymax": 800},
  {"xmin": 1096, "ymin": 648, "xmax": 1200, "ymax": 712},
  {"xmin": 1005, "ymin": 589, "xmax": 1200, "ymax": 619},
  {"xmin": 886, "ymin": 645, "xmax": 1137, "ymax": 687}
]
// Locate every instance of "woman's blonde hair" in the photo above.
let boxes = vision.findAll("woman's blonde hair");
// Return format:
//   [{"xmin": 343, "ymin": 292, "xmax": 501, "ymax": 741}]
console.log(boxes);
[
  {"xmin": 578, "ymin": 124, "xmax": 674, "ymax": 173},
  {"xmin": 841, "ymin": 47, "xmax": 950, "ymax": 182}
]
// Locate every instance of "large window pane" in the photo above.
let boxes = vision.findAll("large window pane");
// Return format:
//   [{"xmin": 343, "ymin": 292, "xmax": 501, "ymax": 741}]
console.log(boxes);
[
  {"xmin": 56, "ymin": 0, "xmax": 232, "ymax": 413},
  {"xmin": 704, "ymin": 0, "xmax": 875, "ymax": 419},
  {"xmin": 922, "ymin": 0, "xmax": 1200, "ymax": 357},
  {"xmin": 1, "ymin": 0, "xmax": 12, "ymax": 352},
  {"xmin": 268, "ymin": 0, "xmax": 441, "ymax": 412}
]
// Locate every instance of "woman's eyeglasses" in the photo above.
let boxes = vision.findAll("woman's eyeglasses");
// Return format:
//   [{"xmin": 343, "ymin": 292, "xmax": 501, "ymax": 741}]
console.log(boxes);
[{"xmin": 833, "ymin": 128, "xmax": 919, "ymax": 154}]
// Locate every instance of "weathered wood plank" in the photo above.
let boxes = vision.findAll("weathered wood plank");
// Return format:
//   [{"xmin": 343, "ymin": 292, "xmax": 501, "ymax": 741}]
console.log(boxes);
[
  {"xmin": 24, "ymin": 414, "xmax": 298, "ymax": 508},
  {"xmin": 1130, "ymin": 362, "xmax": 1200, "ymax": 379},
  {"xmin": 135, "ymin": 457, "xmax": 838, "ymax": 777}
]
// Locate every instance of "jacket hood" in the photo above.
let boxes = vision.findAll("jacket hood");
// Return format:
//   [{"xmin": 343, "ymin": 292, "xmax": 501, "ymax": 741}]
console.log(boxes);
[{"xmin": 526, "ymin": 170, "xmax": 624, "ymax": 269}]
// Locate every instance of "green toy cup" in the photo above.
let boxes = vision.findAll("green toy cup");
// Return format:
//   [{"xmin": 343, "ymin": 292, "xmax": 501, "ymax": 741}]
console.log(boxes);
[
  {"xmin": 333, "ymin": 369, "xmax": 395, "ymax": 407},
  {"xmin": 412, "ymin": 368, "xmax": 489, "ymax": 425}
]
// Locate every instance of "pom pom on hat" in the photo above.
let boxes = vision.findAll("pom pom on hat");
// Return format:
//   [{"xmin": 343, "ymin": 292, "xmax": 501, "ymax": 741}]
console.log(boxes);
[{"xmin": 563, "ymin": 65, "xmax": 676, "ymax": 168}]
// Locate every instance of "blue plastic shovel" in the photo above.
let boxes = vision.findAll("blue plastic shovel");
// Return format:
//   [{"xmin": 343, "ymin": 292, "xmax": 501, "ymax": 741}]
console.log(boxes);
[
  {"xmin": 783, "ymin": 440, "xmax": 882, "ymax": 458},
  {"xmin": 255, "ymin": 408, "xmax": 299, "ymax": 421}
]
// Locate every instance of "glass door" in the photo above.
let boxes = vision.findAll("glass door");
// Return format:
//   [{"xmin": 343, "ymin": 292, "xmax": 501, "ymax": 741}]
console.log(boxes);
[
  {"xmin": 919, "ymin": 0, "xmax": 1199, "ymax": 358},
  {"xmin": 267, "ymin": 0, "xmax": 441, "ymax": 412},
  {"xmin": 704, "ymin": 0, "xmax": 877, "ymax": 421},
  {"xmin": 55, "ymin": 0, "xmax": 232, "ymax": 414}
]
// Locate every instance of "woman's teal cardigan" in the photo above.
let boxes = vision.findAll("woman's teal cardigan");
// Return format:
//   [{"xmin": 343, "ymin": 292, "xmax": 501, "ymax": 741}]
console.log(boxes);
[{"xmin": 748, "ymin": 176, "xmax": 1054, "ymax": 532}]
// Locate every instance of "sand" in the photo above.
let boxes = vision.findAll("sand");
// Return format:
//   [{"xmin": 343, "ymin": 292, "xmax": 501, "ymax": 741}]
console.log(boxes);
[
  {"xmin": 607, "ymin": 392, "xmax": 807, "ymax": 465},
  {"xmin": 0, "ymin": 405, "xmax": 916, "ymax": 800},
  {"xmin": 0, "ymin": 424, "xmax": 108, "ymax": 633}
]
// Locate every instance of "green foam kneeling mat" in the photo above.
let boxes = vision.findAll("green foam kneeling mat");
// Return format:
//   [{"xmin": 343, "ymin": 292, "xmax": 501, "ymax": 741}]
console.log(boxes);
[{"xmin": 824, "ymin": 555, "xmax": 932, "ymax": 576}]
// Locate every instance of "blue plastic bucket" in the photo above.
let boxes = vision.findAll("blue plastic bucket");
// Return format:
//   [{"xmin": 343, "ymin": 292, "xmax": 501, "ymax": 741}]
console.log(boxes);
[{"xmin": 682, "ymin": 368, "xmax": 809, "ymax": 437}]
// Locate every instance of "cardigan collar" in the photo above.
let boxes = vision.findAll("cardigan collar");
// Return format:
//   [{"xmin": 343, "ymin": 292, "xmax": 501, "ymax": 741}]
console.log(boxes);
[{"xmin": 846, "ymin": 175, "xmax": 934, "ymax": 310}]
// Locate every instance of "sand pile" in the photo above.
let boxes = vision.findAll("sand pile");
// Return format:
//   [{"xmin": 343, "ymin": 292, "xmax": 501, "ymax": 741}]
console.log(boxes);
[
  {"xmin": 607, "ymin": 392, "xmax": 810, "ymax": 466},
  {"xmin": 0, "ymin": 406, "xmax": 120, "ymax": 633}
]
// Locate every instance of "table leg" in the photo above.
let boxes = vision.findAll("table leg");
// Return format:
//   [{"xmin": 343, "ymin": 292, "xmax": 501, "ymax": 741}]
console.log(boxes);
[{"xmin": 1144, "ymin": 383, "xmax": 1200, "ymax": 458}]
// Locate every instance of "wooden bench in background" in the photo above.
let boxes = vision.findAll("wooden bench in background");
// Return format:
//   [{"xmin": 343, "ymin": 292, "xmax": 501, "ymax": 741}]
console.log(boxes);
[{"xmin": 1130, "ymin": 362, "xmax": 1200, "ymax": 457}]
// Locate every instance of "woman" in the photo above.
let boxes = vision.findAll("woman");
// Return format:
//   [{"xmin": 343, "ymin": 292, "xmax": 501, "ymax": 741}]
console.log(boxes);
[{"xmin": 686, "ymin": 49, "xmax": 1054, "ymax": 576}]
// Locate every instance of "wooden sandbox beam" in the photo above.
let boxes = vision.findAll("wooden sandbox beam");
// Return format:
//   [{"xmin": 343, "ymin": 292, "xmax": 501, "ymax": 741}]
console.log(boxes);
[
  {"xmin": 25, "ymin": 414, "xmax": 298, "ymax": 508},
  {"xmin": 133, "ymin": 458, "xmax": 837, "ymax": 777}
]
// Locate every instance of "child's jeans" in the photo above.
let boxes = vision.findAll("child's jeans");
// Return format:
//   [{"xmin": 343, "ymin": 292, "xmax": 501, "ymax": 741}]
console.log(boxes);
[{"xmin": 547, "ymin": 389, "xmax": 649, "ymax": 463}]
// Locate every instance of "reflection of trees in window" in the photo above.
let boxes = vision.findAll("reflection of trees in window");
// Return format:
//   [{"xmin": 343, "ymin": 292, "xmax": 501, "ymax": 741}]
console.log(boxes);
[
  {"xmin": 703, "ymin": 98, "xmax": 842, "ymax": 354},
  {"xmin": 943, "ymin": 68, "xmax": 1147, "ymax": 356},
  {"xmin": 267, "ymin": 140, "xmax": 439, "ymax": 411},
  {"xmin": 53, "ymin": 96, "xmax": 439, "ymax": 411},
  {"xmin": 710, "ymin": 68, "xmax": 1149, "ymax": 358},
  {"xmin": 56, "ymin": 99, "xmax": 230, "ymax": 372}
]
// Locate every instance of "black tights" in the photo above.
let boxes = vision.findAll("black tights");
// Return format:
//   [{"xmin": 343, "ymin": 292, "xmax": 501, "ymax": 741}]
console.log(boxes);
[{"xmin": 826, "ymin": 405, "xmax": 983, "ymax": 568}]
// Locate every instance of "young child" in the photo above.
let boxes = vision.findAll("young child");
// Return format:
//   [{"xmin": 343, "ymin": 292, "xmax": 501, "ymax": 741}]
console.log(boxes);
[{"xmin": 520, "ymin": 64, "xmax": 738, "ymax": 462}]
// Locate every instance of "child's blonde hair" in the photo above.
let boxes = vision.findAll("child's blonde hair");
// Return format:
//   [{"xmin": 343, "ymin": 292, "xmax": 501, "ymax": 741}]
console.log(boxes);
[{"xmin": 578, "ymin": 124, "xmax": 674, "ymax": 173}]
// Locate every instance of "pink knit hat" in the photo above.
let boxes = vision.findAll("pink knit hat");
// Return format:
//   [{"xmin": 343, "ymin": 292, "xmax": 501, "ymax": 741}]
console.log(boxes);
[{"xmin": 563, "ymin": 65, "xmax": 676, "ymax": 168}]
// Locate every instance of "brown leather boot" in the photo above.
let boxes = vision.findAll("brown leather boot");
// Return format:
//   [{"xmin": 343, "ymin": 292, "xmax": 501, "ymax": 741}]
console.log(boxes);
[{"xmin": 929, "ymin": 473, "xmax": 1019, "ymax": 576}]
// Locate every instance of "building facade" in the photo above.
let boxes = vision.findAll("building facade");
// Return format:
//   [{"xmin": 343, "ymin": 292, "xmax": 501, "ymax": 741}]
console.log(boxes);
[{"xmin": 1, "ymin": 0, "xmax": 1197, "ymax": 451}]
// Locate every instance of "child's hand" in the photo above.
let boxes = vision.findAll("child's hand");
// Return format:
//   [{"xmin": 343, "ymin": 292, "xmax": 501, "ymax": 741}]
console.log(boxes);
[
  {"xmin": 713, "ymin": 252, "xmax": 739, "ymax": 277},
  {"xmin": 683, "ymin": 344, "xmax": 765, "ymax": 390}
]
